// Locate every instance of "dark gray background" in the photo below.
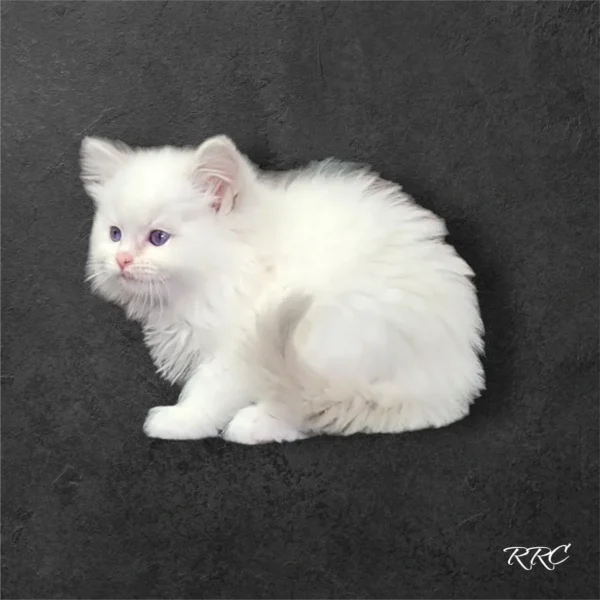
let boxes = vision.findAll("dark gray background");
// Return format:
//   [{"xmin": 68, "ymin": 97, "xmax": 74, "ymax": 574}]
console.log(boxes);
[{"xmin": 2, "ymin": 1, "xmax": 598, "ymax": 598}]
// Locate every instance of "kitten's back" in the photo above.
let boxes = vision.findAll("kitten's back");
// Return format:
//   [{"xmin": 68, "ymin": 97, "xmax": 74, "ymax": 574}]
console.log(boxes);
[{"xmin": 257, "ymin": 161, "xmax": 450, "ymax": 293}]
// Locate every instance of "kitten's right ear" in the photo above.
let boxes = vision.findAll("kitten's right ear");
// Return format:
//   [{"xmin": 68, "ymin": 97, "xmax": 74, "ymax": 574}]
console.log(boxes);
[{"xmin": 80, "ymin": 136, "xmax": 132, "ymax": 200}]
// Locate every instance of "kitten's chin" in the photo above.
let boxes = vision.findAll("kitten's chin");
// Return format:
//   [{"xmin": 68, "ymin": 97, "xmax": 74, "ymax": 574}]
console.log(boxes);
[
  {"xmin": 92, "ymin": 276, "xmax": 162, "ymax": 308},
  {"xmin": 118, "ymin": 277, "xmax": 157, "ymax": 296},
  {"xmin": 119, "ymin": 275, "xmax": 167, "ymax": 295}
]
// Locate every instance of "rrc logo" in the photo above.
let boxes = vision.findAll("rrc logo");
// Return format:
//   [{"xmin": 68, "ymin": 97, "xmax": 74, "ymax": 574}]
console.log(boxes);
[{"xmin": 503, "ymin": 544, "xmax": 571, "ymax": 571}]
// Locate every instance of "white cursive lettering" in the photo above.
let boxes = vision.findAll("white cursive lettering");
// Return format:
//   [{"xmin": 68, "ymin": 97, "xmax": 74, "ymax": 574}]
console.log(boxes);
[{"xmin": 504, "ymin": 544, "xmax": 571, "ymax": 570}]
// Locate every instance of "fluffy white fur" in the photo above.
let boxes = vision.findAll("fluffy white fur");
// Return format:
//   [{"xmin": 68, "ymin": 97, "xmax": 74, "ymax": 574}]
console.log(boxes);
[{"xmin": 81, "ymin": 134, "xmax": 485, "ymax": 444}]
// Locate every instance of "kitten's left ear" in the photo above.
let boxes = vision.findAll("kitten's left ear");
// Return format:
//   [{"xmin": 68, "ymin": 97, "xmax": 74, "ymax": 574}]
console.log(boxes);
[
  {"xmin": 193, "ymin": 135, "xmax": 243, "ymax": 214},
  {"xmin": 80, "ymin": 136, "xmax": 132, "ymax": 200}
]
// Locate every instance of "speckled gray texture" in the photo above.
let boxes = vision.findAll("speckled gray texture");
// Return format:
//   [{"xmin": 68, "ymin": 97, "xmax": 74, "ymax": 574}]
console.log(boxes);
[{"xmin": 2, "ymin": 1, "xmax": 598, "ymax": 598}]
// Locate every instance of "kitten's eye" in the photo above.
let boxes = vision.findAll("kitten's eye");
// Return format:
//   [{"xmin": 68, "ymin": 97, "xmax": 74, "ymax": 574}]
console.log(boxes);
[
  {"xmin": 110, "ymin": 226, "xmax": 121, "ymax": 242},
  {"xmin": 149, "ymin": 230, "xmax": 170, "ymax": 246}
]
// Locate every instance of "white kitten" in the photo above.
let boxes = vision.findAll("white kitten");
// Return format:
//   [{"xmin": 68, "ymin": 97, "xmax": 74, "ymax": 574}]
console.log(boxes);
[{"xmin": 81, "ymin": 135, "xmax": 485, "ymax": 444}]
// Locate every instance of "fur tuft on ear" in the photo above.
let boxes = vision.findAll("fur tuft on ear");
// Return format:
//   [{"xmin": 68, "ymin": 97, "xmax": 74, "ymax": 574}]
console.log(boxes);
[
  {"xmin": 192, "ymin": 135, "xmax": 242, "ymax": 214},
  {"xmin": 80, "ymin": 136, "xmax": 132, "ymax": 200}
]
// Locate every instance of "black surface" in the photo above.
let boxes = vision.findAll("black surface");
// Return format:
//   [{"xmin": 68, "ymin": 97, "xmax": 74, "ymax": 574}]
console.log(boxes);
[{"xmin": 2, "ymin": 2, "xmax": 598, "ymax": 599}]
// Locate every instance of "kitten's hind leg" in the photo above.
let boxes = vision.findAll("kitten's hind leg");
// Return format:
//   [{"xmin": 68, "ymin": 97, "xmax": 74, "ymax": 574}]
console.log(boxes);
[{"xmin": 222, "ymin": 404, "xmax": 308, "ymax": 445}]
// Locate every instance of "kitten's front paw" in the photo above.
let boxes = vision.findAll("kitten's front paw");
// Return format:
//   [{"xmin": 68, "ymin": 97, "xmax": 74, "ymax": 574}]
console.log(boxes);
[
  {"xmin": 223, "ymin": 405, "xmax": 307, "ymax": 445},
  {"xmin": 143, "ymin": 406, "xmax": 219, "ymax": 440}
]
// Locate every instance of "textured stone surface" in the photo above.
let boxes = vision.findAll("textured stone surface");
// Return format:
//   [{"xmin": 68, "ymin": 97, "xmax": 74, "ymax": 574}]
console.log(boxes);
[{"xmin": 2, "ymin": 1, "xmax": 598, "ymax": 598}]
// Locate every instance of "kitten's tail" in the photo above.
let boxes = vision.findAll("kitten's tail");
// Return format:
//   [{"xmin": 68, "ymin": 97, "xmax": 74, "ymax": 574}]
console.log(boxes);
[
  {"xmin": 249, "ymin": 293, "xmax": 410, "ymax": 436},
  {"xmin": 250, "ymin": 293, "xmax": 321, "ymax": 404}
]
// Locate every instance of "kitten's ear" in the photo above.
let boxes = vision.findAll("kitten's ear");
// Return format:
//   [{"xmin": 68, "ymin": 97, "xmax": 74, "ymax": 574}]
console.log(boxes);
[
  {"xmin": 80, "ymin": 136, "xmax": 132, "ymax": 200},
  {"xmin": 192, "ymin": 135, "xmax": 242, "ymax": 214}
]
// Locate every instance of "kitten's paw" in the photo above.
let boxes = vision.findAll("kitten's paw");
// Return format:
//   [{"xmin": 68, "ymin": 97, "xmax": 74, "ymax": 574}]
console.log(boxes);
[
  {"xmin": 143, "ymin": 406, "xmax": 219, "ymax": 440},
  {"xmin": 223, "ymin": 405, "xmax": 307, "ymax": 445}
]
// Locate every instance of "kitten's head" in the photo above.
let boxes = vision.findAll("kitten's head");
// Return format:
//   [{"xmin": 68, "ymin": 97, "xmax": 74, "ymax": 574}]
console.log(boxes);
[{"xmin": 80, "ymin": 135, "xmax": 251, "ymax": 316}]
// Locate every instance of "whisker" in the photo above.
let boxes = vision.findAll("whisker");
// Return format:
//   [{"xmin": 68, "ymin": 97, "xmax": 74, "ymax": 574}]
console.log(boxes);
[{"xmin": 159, "ymin": 278, "xmax": 170, "ymax": 319}]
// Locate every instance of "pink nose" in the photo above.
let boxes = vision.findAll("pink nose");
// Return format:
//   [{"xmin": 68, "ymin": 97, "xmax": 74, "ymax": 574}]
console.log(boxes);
[{"xmin": 115, "ymin": 252, "xmax": 133, "ymax": 271}]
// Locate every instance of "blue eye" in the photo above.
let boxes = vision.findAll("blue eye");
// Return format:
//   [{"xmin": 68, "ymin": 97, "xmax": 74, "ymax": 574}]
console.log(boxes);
[
  {"xmin": 149, "ymin": 230, "xmax": 170, "ymax": 246},
  {"xmin": 110, "ymin": 226, "xmax": 121, "ymax": 242}
]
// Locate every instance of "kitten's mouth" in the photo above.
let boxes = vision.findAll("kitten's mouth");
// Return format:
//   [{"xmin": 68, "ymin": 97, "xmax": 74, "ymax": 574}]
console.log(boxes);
[
  {"xmin": 119, "ymin": 272, "xmax": 157, "ymax": 286},
  {"xmin": 119, "ymin": 272, "xmax": 140, "ymax": 283}
]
